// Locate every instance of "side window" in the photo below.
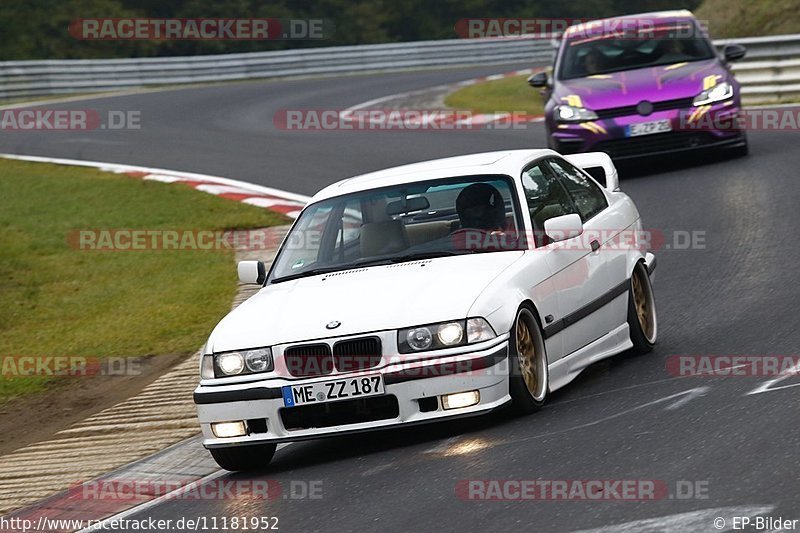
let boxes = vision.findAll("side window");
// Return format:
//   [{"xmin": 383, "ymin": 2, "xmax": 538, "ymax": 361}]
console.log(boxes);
[
  {"xmin": 546, "ymin": 158, "xmax": 608, "ymax": 222},
  {"xmin": 521, "ymin": 163, "xmax": 577, "ymax": 231}
]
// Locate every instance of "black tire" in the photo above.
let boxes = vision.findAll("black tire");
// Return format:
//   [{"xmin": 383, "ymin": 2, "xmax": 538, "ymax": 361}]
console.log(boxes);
[
  {"xmin": 210, "ymin": 443, "xmax": 277, "ymax": 472},
  {"xmin": 628, "ymin": 262, "xmax": 657, "ymax": 354},
  {"xmin": 508, "ymin": 307, "xmax": 549, "ymax": 414}
]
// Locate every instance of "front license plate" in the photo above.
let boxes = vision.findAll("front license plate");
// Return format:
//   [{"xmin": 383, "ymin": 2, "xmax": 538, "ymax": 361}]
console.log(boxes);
[
  {"xmin": 626, "ymin": 119, "xmax": 672, "ymax": 137},
  {"xmin": 282, "ymin": 374, "xmax": 385, "ymax": 407}
]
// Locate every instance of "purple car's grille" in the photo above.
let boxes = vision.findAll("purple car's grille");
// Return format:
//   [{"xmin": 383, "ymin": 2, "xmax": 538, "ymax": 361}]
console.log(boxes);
[
  {"xmin": 284, "ymin": 344, "xmax": 334, "ymax": 377},
  {"xmin": 595, "ymin": 97, "xmax": 695, "ymax": 120},
  {"xmin": 595, "ymin": 131, "xmax": 719, "ymax": 158}
]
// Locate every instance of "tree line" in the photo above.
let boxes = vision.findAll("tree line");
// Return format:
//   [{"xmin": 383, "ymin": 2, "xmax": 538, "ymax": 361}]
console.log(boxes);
[{"xmin": 0, "ymin": 0, "xmax": 702, "ymax": 60}]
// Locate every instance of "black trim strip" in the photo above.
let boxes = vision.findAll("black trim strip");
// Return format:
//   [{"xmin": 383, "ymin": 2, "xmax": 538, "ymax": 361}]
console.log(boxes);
[
  {"xmin": 194, "ymin": 387, "xmax": 282, "ymax": 405},
  {"xmin": 383, "ymin": 345, "xmax": 508, "ymax": 385},
  {"xmin": 543, "ymin": 278, "xmax": 630, "ymax": 339}
]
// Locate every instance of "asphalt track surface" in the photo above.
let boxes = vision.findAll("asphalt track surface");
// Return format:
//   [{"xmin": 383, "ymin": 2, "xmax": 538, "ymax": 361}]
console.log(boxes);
[{"xmin": 2, "ymin": 64, "xmax": 800, "ymax": 532}]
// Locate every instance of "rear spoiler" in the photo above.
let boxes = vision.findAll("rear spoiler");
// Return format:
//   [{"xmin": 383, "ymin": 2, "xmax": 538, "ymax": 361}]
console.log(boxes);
[{"xmin": 564, "ymin": 152, "xmax": 619, "ymax": 192}]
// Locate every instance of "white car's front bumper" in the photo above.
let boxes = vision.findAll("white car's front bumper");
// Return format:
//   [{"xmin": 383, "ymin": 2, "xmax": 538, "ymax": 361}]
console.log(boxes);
[{"xmin": 194, "ymin": 336, "xmax": 510, "ymax": 448}]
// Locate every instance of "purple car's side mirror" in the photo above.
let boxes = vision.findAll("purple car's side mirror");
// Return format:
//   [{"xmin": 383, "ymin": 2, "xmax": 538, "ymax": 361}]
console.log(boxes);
[
  {"xmin": 723, "ymin": 44, "xmax": 746, "ymax": 62},
  {"xmin": 528, "ymin": 72, "xmax": 549, "ymax": 88}
]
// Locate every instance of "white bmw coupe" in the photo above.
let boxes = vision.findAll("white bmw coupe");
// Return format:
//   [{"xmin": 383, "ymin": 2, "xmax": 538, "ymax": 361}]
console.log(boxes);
[{"xmin": 194, "ymin": 149, "xmax": 657, "ymax": 471}]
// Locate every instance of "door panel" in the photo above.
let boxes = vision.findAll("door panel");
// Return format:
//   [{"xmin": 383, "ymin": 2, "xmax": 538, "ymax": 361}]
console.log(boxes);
[{"xmin": 521, "ymin": 162, "xmax": 611, "ymax": 358}]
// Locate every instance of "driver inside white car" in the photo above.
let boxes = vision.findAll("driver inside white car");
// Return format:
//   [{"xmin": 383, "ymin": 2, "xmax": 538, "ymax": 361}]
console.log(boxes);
[{"xmin": 455, "ymin": 183, "xmax": 507, "ymax": 231}]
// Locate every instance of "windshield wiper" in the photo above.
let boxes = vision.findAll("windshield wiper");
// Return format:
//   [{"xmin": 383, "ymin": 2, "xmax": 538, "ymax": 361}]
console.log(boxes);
[
  {"xmin": 270, "ymin": 251, "xmax": 478, "ymax": 283},
  {"xmin": 387, "ymin": 250, "xmax": 472, "ymax": 263},
  {"xmin": 270, "ymin": 266, "xmax": 347, "ymax": 284},
  {"xmin": 270, "ymin": 257, "xmax": 399, "ymax": 284}
]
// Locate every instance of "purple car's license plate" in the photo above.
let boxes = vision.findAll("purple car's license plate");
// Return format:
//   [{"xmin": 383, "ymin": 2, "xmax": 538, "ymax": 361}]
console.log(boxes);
[{"xmin": 626, "ymin": 119, "xmax": 672, "ymax": 137}]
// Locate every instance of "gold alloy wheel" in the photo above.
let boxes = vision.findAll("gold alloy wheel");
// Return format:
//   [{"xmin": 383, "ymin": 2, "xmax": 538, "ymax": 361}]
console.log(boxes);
[
  {"xmin": 516, "ymin": 317, "xmax": 539, "ymax": 398},
  {"xmin": 632, "ymin": 268, "xmax": 656, "ymax": 342}
]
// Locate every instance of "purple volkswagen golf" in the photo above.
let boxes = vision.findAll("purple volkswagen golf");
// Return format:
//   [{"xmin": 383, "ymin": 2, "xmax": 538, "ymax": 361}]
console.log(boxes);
[{"xmin": 529, "ymin": 10, "xmax": 749, "ymax": 160}]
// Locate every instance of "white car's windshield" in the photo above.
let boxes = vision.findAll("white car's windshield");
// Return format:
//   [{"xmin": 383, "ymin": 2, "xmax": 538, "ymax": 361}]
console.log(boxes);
[
  {"xmin": 559, "ymin": 23, "xmax": 715, "ymax": 80},
  {"xmin": 269, "ymin": 175, "xmax": 522, "ymax": 282}
]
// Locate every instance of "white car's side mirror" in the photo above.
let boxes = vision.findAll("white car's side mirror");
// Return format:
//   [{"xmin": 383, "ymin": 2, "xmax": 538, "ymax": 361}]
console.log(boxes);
[
  {"xmin": 238, "ymin": 261, "xmax": 266, "ymax": 285},
  {"xmin": 564, "ymin": 152, "xmax": 619, "ymax": 192},
  {"xmin": 544, "ymin": 213, "xmax": 584, "ymax": 243}
]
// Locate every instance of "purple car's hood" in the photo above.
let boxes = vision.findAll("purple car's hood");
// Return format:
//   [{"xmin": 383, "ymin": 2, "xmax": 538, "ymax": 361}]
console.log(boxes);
[{"xmin": 554, "ymin": 58, "xmax": 727, "ymax": 109}]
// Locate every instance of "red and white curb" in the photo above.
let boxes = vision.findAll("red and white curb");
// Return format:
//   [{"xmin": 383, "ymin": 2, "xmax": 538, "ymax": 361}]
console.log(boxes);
[
  {"xmin": 341, "ymin": 68, "xmax": 546, "ymax": 127},
  {"xmin": 0, "ymin": 154, "xmax": 310, "ymax": 219}
]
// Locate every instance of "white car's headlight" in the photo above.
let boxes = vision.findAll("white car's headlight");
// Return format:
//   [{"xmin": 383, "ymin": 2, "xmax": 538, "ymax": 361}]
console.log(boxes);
[
  {"xmin": 555, "ymin": 104, "xmax": 599, "ymax": 123},
  {"xmin": 244, "ymin": 349, "xmax": 272, "ymax": 372},
  {"xmin": 208, "ymin": 347, "xmax": 273, "ymax": 378},
  {"xmin": 693, "ymin": 82, "xmax": 733, "ymax": 106},
  {"xmin": 398, "ymin": 318, "xmax": 496, "ymax": 354}
]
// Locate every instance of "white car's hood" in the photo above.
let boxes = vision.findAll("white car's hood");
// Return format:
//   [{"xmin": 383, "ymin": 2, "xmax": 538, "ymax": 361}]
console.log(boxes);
[{"xmin": 207, "ymin": 252, "xmax": 524, "ymax": 352}]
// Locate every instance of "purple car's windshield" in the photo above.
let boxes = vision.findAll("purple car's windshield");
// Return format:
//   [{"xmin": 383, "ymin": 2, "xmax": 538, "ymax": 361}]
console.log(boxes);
[{"xmin": 558, "ymin": 24, "xmax": 715, "ymax": 80}]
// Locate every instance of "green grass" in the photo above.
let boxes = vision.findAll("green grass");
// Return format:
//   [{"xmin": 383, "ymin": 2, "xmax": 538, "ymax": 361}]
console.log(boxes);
[
  {"xmin": 444, "ymin": 74, "xmax": 546, "ymax": 116},
  {"xmin": 0, "ymin": 159, "xmax": 286, "ymax": 401},
  {"xmin": 696, "ymin": 0, "xmax": 800, "ymax": 38}
]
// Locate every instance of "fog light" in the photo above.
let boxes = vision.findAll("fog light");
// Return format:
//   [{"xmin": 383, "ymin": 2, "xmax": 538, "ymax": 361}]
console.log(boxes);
[
  {"xmin": 441, "ymin": 390, "xmax": 480, "ymax": 410},
  {"xmin": 211, "ymin": 421, "xmax": 247, "ymax": 438}
]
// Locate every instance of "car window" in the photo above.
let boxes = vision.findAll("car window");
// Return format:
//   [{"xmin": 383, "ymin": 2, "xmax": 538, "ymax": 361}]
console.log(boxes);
[
  {"xmin": 521, "ymin": 163, "xmax": 577, "ymax": 233},
  {"xmin": 558, "ymin": 22, "xmax": 715, "ymax": 79},
  {"xmin": 269, "ymin": 175, "xmax": 523, "ymax": 281},
  {"xmin": 545, "ymin": 159, "xmax": 608, "ymax": 222}
]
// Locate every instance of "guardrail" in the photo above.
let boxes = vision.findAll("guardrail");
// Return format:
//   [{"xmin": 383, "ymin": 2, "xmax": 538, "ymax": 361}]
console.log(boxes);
[
  {"xmin": 0, "ymin": 34, "xmax": 798, "ymax": 103},
  {"xmin": 0, "ymin": 38, "xmax": 553, "ymax": 100},
  {"xmin": 716, "ymin": 34, "xmax": 800, "ymax": 104}
]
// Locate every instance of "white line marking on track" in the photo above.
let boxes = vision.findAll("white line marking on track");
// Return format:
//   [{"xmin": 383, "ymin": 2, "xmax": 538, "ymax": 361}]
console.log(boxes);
[
  {"xmin": 572, "ymin": 506, "xmax": 774, "ymax": 532},
  {"xmin": 747, "ymin": 360, "xmax": 800, "ymax": 395},
  {"xmin": 664, "ymin": 386, "xmax": 710, "ymax": 410},
  {"xmin": 506, "ymin": 387, "xmax": 713, "ymax": 447}
]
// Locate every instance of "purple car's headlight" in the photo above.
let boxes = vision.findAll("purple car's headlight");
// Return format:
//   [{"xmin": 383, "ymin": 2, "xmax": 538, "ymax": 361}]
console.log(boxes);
[
  {"xmin": 693, "ymin": 82, "xmax": 734, "ymax": 106},
  {"xmin": 555, "ymin": 104, "xmax": 599, "ymax": 123}
]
